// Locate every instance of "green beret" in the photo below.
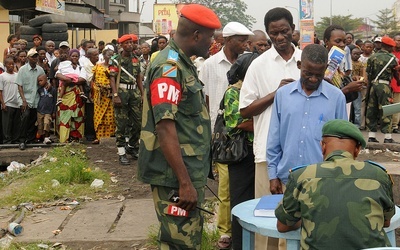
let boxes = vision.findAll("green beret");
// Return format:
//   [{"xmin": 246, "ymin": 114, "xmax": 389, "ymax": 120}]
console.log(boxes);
[{"xmin": 322, "ymin": 119, "xmax": 366, "ymax": 148}]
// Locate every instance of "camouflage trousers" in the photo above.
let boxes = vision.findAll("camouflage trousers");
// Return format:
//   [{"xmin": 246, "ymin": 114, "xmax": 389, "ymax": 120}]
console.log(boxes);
[
  {"xmin": 151, "ymin": 185, "xmax": 205, "ymax": 250},
  {"xmin": 114, "ymin": 87, "xmax": 142, "ymax": 148},
  {"xmin": 366, "ymin": 82, "xmax": 393, "ymax": 133}
]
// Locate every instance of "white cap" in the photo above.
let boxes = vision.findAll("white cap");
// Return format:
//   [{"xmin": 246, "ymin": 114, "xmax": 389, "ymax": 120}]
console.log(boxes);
[
  {"xmin": 59, "ymin": 41, "xmax": 70, "ymax": 48},
  {"xmin": 374, "ymin": 37, "xmax": 382, "ymax": 42},
  {"xmin": 222, "ymin": 22, "xmax": 254, "ymax": 37},
  {"xmin": 27, "ymin": 49, "xmax": 38, "ymax": 57},
  {"xmin": 104, "ymin": 44, "xmax": 115, "ymax": 51}
]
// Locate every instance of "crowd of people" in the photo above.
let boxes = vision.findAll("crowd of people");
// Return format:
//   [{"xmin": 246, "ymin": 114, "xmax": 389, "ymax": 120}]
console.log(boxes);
[{"xmin": 0, "ymin": 3, "xmax": 398, "ymax": 250}]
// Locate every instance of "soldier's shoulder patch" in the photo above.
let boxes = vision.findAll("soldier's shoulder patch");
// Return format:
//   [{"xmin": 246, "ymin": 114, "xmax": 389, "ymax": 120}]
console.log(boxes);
[
  {"xmin": 365, "ymin": 160, "xmax": 387, "ymax": 171},
  {"xmin": 290, "ymin": 164, "xmax": 308, "ymax": 173},
  {"xmin": 162, "ymin": 65, "xmax": 177, "ymax": 77},
  {"xmin": 167, "ymin": 49, "xmax": 179, "ymax": 65}
]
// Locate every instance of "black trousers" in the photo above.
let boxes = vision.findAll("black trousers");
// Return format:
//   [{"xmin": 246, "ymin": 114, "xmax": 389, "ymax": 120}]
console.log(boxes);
[
  {"xmin": 19, "ymin": 107, "xmax": 37, "ymax": 143},
  {"xmin": 84, "ymin": 102, "xmax": 96, "ymax": 141},
  {"xmin": 2, "ymin": 107, "xmax": 20, "ymax": 144},
  {"xmin": 228, "ymin": 145, "xmax": 255, "ymax": 250}
]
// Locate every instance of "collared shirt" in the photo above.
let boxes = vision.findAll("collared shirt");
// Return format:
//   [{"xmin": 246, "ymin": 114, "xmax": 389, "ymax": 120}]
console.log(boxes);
[
  {"xmin": 267, "ymin": 80, "xmax": 347, "ymax": 184},
  {"xmin": 46, "ymin": 52, "xmax": 56, "ymax": 66},
  {"xmin": 199, "ymin": 47, "xmax": 233, "ymax": 130},
  {"xmin": 15, "ymin": 63, "xmax": 45, "ymax": 108},
  {"xmin": 239, "ymin": 45, "xmax": 302, "ymax": 163},
  {"xmin": 275, "ymin": 150, "xmax": 395, "ymax": 250},
  {"xmin": 80, "ymin": 56, "xmax": 95, "ymax": 82}
]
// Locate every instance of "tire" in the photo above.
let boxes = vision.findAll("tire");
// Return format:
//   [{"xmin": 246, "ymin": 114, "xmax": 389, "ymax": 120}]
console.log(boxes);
[
  {"xmin": 19, "ymin": 26, "xmax": 41, "ymax": 35},
  {"xmin": 28, "ymin": 15, "xmax": 53, "ymax": 27},
  {"xmin": 26, "ymin": 42, "xmax": 35, "ymax": 50},
  {"xmin": 42, "ymin": 32, "xmax": 68, "ymax": 41},
  {"xmin": 19, "ymin": 34, "xmax": 36, "ymax": 42},
  {"xmin": 42, "ymin": 23, "xmax": 68, "ymax": 33}
]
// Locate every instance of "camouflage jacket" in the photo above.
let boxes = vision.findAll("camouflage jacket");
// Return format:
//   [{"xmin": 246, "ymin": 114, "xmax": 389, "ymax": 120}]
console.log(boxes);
[
  {"xmin": 275, "ymin": 150, "xmax": 395, "ymax": 250},
  {"xmin": 138, "ymin": 40, "xmax": 211, "ymax": 188},
  {"xmin": 109, "ymin": 52, "xmax": 141, "ymax": 84},
  {"xmin": 366, "ymin": 50, "xmax": 397, "ymax": 82}
]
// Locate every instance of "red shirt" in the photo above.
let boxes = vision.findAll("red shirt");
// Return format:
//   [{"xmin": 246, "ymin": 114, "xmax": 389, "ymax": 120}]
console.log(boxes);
[{"xmin": 390, "ymin": 50, "xmax": 400, "ymax": 92}]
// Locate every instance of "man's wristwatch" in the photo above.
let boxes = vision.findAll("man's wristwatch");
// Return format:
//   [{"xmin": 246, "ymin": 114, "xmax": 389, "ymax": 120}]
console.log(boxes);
[{"xmin": 113, "ymin": 93, "xmax": 118, "ymax": 97}]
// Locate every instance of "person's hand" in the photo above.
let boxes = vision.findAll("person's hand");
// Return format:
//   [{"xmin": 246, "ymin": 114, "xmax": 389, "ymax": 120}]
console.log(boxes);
[
  {"xmin": 113, "ymin": 95, "xmax": 122, "ymax": 107},
  {"xmin": 52, "ymin": 113, "xmax": 56, "ymax": 119},
  {"xmin": 1, "ymin": 103, "xmax": 6, "ymax": 111},
  {"xmin": 176, "ymin": 183, "xmax": 198, "ymax": 211},
  {"xmin": 270, "ymin": 178, "xmax": 283, "ymax": 194},
  {"xmin": 278, "ymin": 78, "xmax": 295, "ymax": 89},
  {"xmin": 343, "ymin": 80, "xmax": 364, "ymax": 93},
  {"xmin": 21, "ymin": 101, "xmax": 28, "ymax": 113}
]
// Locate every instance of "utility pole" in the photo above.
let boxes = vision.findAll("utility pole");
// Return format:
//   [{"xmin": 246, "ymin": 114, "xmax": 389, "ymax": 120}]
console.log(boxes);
[{"xmin": 330, "ymin": 0, "xmax": 332, "ymax": 25}]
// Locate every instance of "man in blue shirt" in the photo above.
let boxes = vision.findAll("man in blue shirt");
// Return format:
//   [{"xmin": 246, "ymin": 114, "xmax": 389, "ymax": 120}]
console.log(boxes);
[{"xmin": 266, "ymin": 44, "xmax": 347, "ymax": 194}]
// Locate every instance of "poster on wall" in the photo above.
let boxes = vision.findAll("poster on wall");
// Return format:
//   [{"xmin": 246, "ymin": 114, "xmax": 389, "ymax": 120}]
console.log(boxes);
[
  {"xmin": 36, "ymin": 0, "xmax": 65, "ymax": 15},
  {"xmin": 299, "ymin": 0, "xmax": 314, "ymax": 49},
  {"xmin": 153, "ymin": 4, "xmax": 185, "ymax": 36}
]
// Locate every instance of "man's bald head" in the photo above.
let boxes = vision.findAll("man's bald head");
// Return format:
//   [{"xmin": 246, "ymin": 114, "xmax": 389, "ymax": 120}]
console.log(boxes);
[{"xmin": 248, "ymin": 30, "xmax": 269, "ymax": 54}]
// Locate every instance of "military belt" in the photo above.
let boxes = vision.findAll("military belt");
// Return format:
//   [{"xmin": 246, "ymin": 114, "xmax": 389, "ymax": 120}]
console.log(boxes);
[
  {"xmin": 374, "ymin": 80, "xmax": 390, "ymax": 85},
  {"xmin": 119, "ymin": 82, "xmax": 136, "ymax": 90}
]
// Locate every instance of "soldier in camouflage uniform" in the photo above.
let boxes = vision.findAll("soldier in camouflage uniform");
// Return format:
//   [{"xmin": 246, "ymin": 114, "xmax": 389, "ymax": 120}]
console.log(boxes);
[
  {"xmin": 275, "ymin": 119, "xmax": 395, "ymax": 250},
  {"xmin": 110, "ymin": 34, "xmax": 143, "ymax": 165},
  {"xmin": 366, "ymin": 36, "xmax": 400, "ymax": 143},
  {"xmin": 138, "ymin": 4, "xmax": 221, "ymax": 249}
]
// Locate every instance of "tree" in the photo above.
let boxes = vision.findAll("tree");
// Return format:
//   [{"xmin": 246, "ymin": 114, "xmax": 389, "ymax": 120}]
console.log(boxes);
[
  {"xmin": 373, "ymin": 8, "xmax": 398, "ymax": 36},
  {"xmin": 314, "ymin": 15, "xmax": 363, "ymax": 41},
  {"xmin": 173, "ymin": 0, "xmax": 256, "ymax": 29}
]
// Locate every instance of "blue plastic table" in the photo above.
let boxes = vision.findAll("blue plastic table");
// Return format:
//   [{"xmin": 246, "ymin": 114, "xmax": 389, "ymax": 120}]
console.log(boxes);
[{"xmin": 232, "ymin": 198, "xmax": 400, "ymax": 249}]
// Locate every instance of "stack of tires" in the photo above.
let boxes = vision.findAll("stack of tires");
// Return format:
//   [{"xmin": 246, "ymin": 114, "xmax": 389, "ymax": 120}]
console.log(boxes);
[
  {"xmin": 41, "ymin": 23, "xmax": 68, "ymax": 48},
  {"xmin": 18, "ymin": 15, "xmax": 68, "ymax": 49}
]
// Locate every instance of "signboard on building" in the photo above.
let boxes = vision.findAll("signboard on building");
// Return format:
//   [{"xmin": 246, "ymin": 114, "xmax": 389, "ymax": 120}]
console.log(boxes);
[
  {"xmin": 36, "ymin": 0, "xmax": 65, "ymax": 15},
  {"xmin": 299, "ymin": 0, "xmax": 314, "ymax": 49},
  {"xmin": 153, "ymin": 4, "xmax": 185, "ymax": 35}
]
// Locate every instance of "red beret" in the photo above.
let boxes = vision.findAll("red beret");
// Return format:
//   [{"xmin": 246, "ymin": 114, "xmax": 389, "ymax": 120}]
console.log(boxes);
[
  {"xmin": 130, "ymin": 34, "xmax": 138, "ymax": 42},
  {"xmin": 381, "ymin": 36, "xmax": 396, "ymax": 47},
  {"xmin": 180, "ymin": 4, "xmax": 221, "ymax": 29},
  {"xmin": 118, "ymin": 34, "xmax": 132, "ymax": 44}
]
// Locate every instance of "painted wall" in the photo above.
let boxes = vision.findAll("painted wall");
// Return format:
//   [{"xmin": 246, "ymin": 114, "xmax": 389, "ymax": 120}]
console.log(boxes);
[
  {"xmin": 67, "ymin": 29, "xmax": 118, "ymax": 48},
  {"xmin": 0, "ymin": 7, "xmax": 10, "ymax": 62}
]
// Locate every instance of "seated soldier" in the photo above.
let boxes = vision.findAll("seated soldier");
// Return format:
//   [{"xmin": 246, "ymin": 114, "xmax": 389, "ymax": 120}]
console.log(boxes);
[{"xmin": 275, "ymin": 119, "xmax": 395, "ymax": 250}]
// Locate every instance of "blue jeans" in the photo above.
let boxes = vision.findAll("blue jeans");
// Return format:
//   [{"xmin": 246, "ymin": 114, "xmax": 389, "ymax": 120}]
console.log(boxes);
[{"xmin": 352, "ymin": 92, "xmax": 362, "ymax": 128}]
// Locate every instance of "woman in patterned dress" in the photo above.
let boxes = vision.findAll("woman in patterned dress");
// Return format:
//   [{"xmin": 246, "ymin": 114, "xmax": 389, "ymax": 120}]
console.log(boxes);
[{"xmin": 91, "ymin": 48, "xmax": 116, "ymax": 143}]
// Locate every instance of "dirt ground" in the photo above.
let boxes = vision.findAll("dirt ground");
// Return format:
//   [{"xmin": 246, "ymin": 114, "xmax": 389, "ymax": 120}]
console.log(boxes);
[{"xmin": 80, "ymin": 139, "xmax": 400, "ymax": 249}]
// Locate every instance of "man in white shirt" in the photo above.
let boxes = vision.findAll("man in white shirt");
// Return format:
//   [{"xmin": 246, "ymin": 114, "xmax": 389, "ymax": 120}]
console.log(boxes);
[
  {"xmin": 199, "ymin": 21, "xmax": 253, "ymax": 249},
  {"xmin": 45, "ymin": 40, "xmax": 56, "ymax": 66},
  {"xmin": 79, "ymin": 48, "xmax": 99, "ymax": 142},
  {"xmin": 239, "ymin": 7, "xmax": 301, "ymax": 249}
]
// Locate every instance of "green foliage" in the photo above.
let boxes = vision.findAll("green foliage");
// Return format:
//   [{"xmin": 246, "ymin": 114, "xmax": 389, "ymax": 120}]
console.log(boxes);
[
  {"xmin": 373, "ymin": 8, "xmax": 398, "ymax": 36},
  {"xmin": 173, "ymin": 0, "xmax": 256, "ymax": 29},
  {"xmin": 0, "ymin": 145, "xmax": 110, "ymax": 207},
  {"xmin": 315, "ymin": 15, "xmax": 363, "ymax": 41}
]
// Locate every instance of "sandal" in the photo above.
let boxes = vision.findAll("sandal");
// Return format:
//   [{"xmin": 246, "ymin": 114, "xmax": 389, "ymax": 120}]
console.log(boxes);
[
  {"xmin": 92, "ymin": 139, "xmax": 100, "ymax": 144},
  {"xmin": 217, "ymin": 235, "xmax": 232, "ymax": 250},
  {"xmin": 80, "ymin": 93, "xmax": 88, "ymax": 101},
  {"xmin": 56, "ymin": 98, "xmax": 62, "ymax": 106}
]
